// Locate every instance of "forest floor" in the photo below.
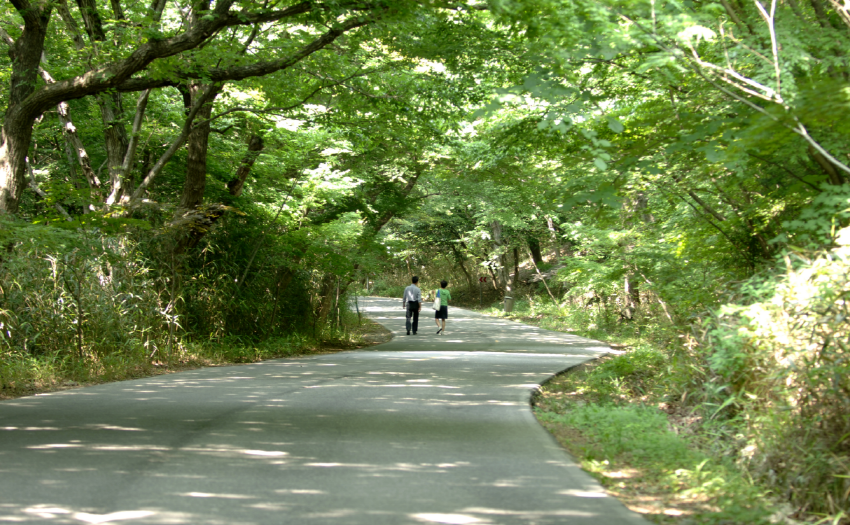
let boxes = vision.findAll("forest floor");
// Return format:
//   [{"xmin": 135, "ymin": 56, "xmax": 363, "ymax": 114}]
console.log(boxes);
[{"xmin": 0, "ymin": 318, "xmax": 391, "ymax": 401}]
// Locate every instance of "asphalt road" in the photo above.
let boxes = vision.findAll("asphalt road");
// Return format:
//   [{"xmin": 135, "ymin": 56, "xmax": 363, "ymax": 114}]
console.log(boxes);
[{"xmin": 0, "ymin": 297, "xmax": 648, "ymax": 525}]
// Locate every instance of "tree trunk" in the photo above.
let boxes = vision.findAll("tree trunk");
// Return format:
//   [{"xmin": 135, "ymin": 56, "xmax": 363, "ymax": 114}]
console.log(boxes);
[
  {"xmin": 0, "ymin": 115, "xmax": 38, "ymax": 215},
  {"xmin": 528, "ymin": 237, "xmax": 543, "ymax": 265},
  {"xmin": 59, "ymin": 101, "xmax": 101, "ymax": 194},
  {"xmin": 512, "ymin": 246, "xmax": 520, "ymax": 293},
  {"xmin": 179, "ymin": 84, "xmax": 222, "ymax": 209},
  {"xmin": 99, "ymin": 92, "xmax": 130, "ymax": 197},
  {"xmin": 546, "ymin": 216, "xmax": 560, "ymax": 258},
  {"xmin": 34, "ymin": 65, "xmax": 101, "ymax": 195},
  {"xmin": 227, "ymin": 134, "xmax": 264, "ymax": 196},
  {"xmin": 491, "ymin": 220, "xmax": 509, "ymax": 294},
  {"xmin": 623, "ymin": 272, "xmax": 639, "ymax": 320},
  {"xmin": 0, "ymin": 5, "xmax": 52, "ymax": 215},
  {"xmin": 450, "ymin": 243, "xmax": 475, "ymax": 290},
  {"xmin": 316, "ymin": 274, "xmax": 337, "ymax": 324},
  {"xmin": 809, "ymin": 145, "xmax": 845, "ymax": 186}
]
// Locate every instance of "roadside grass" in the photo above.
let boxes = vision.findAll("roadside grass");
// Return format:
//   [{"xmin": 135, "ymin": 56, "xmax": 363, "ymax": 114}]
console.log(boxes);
[
  {"xmin": 0, "ymin": 317, "xmax": 389, "ymax": 400},
  {"xmin": 535, "ymin": 361, "xmax": 775, "ymax": 524}
]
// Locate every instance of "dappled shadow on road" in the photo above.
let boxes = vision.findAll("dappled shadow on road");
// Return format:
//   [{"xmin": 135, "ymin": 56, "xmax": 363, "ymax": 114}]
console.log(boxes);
[{"xmin": 0, "ymin": 300, "xmax": 639, "ymax": 524}]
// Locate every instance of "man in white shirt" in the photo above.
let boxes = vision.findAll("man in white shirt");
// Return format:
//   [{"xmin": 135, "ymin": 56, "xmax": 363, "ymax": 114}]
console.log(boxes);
[{"xmin": 402, "ymin": 276, "xmax": 422, "ymax": 335}]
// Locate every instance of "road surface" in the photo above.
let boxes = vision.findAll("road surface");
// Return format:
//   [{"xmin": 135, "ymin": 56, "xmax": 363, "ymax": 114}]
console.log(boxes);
[{"xmin": 0, "ymin": 297, "xmax": 647, "ymax": 524}]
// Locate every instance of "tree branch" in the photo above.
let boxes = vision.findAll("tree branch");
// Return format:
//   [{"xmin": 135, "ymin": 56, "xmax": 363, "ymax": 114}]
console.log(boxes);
[
  {"xmin": 128, "ymin": 84, "xmax": 221, "ymax": 203},
  {"xmin": 24, "ymin": 0, "xmax": 355, "ymax": 114}
]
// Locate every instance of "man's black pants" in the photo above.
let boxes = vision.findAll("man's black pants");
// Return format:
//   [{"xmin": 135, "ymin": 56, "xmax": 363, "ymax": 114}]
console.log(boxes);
[{"xmin": 406, "ymin": 301, "xmax": 420, "ymax": 334}]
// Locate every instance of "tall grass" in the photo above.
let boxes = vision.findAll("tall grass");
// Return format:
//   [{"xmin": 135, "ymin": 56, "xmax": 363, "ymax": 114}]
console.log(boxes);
[{"xmin": 0, "ymin": 222, "xmax": 361, "ymax": 395}]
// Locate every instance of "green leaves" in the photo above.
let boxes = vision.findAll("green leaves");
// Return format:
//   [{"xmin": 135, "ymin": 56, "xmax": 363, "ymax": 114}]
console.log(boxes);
[{"xmin": 607, "ymin": 117, "xmax": 624, "ymax": 134}]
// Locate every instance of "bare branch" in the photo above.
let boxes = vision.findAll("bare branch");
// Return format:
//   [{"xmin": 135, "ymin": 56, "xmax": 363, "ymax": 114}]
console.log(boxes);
[
  {"xmin": 107, "ymin": 89, "xmax": 151, "ymax": 205},
  {"xmin": 752, "ymin": 0, "xmax": 781, "ymax": 97}
]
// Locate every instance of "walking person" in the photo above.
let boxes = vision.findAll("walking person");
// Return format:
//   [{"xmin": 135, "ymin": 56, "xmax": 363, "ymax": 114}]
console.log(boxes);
[
  {"xmin": 434, "ymin": 280, "xmax": 451, "ymax": 335},
  {"xmin": 402, "ymin": 276, "xmax": 422, "ymax": 335}
]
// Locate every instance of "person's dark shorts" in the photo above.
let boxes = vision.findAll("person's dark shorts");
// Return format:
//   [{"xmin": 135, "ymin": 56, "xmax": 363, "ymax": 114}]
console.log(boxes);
[{"xmin": 435, "ymin": 306, "xmax": 448, "ymax": 319}]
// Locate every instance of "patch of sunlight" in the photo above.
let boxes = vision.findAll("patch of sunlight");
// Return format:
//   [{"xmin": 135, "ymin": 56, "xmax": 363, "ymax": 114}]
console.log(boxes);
[
  {"xmin": 28, "ymin": 444, "xmax": 83, "ymax": 449},
  {"xmin": 85, "ymin": 424, "xmax": 145, "ymax": 431},
  {"xmin": 91, "ymin": 445, "xmax": 169, "ymax": 451},
  {"xmin": 183, "ymin": 492, "xmax": 255, "ymax": 499},
  {"xmin": 557, "ymin": 489, "xmax": 608, "ymax": 498},
  {"xmin": 242, "ymin": 449, "xmax": 287, "ymax": 457},
  {"xmin": 24, "ymin": 507, "xmax": 156, "ymax": 523},
  {"xmin": 462, "ymin": 507, "xmax": 597, "ymax": 518},
  {"xmin": 24, "ymin": 506, "xmax": 71, "ymax": 518},
  {"xmin": 600, "ymin": 468, "xmax": 640, "ymax": 479},
  {"xmin": 275, "ymin": 489, "xmax": 326, "ymax": 495},
  {"xmin": 413, "ymin": 513, "xmax": 488, "ymax": 524},
  {"xmin": 3, "ymin": 426, "xmax": 60, "ymax": 431},
  {"xmin": 75, "ymin": 511, "xmax": 157, "ymax": 524}
]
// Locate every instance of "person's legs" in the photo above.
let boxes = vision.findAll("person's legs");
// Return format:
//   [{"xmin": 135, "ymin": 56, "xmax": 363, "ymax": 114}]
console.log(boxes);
[
  {"xmin": 406, "ymin": 305, "xmax": 413, "ymax": 335},
  {"xmin": 411, "ymin": 304, "xmax": 419, "ymax": 334},
  {"xmin": 436, "ymin": 306, "xmax": 447, "ymax": 334},
  {"xmin": 441, "ymin": 306, "xmax": 448, "ymax": 334}
]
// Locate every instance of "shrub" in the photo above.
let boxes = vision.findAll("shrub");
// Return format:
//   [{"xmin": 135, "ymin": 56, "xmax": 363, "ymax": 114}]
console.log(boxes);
[{"xmin": 699, "ymin": 226, "xmax": 850, "ymax": 516}]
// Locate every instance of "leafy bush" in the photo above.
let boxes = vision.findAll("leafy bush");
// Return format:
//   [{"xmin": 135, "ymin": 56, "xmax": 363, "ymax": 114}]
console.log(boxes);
[
  {"xmin": 699, "ymin": 226, "xmax": 850, "ymax": 516},
  {"xmin": 0, "ymin": 225, "xmax": 172, "ymax": 375}
]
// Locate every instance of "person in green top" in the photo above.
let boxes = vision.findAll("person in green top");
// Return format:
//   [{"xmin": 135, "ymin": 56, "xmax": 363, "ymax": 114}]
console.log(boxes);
[{"xmin": 434, "ymin": 280, "xmax": 451, "ymax": 335}]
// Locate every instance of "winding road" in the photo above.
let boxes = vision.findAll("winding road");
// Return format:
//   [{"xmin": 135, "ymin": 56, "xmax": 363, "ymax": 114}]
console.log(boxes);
[{"xmin": 0, "ymin": 297, "xmax": 648, "ymax": 524}]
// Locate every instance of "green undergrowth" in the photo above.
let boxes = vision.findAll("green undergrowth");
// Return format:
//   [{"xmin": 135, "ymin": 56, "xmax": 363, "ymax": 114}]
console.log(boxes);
[
  {"xmin": 534, "ymin": 356, "xmax": 775, "ymax": 524},
  {"xmin": 1, "ymin": 316, "xmax": 383, "ymax": 400}
]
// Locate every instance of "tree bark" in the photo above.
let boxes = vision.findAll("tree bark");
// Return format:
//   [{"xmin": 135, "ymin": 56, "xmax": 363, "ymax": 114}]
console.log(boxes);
[
  {"xmin": 0, "ymin": 26, "xmax": 101, "ymax": 197},
  {"xmin": 179, "ymin": 83, "xmax": 222, "ymax": 209},
  {"xmin": 546, "ymin": 216, "xmax": 560, "ymax": 258},
  {"xmin": 490, "ymin": 220, "xmax": 509, "ymax": 294},
  {"xmin": 129, "ymin": 84, "xmax": 220, "ymax": 203},
  {"xmin": 58, "ymin": 101, "xmax": 101, "ymax": 193},
  {"xmin": 511, "ymin": 246, "xmax": 520, "ymax": 293},
  {"xmin": 107, "ymin": 89, "xmax": 151, "ymax": 204},
  {"xmin": 0, "ymin": 1, "xmax": 52, "ymax": 214},
  {"xmin": 99, "ymin": 93, "xmax": 131, "ymax": 198},
  {"xmin": 809, "ymin": 145, "xmax": 845, "ymax": 185},
  {"xmin": 316, "ymin": 274, "xmax": 337, "ymax": 324},
  {"xmin": 528, "ymin": 237, "xmax": 543, "ymax": 265},
  {"xmin": 227, "ymin": 134, "xmax": 264, "ymax": 196}
]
